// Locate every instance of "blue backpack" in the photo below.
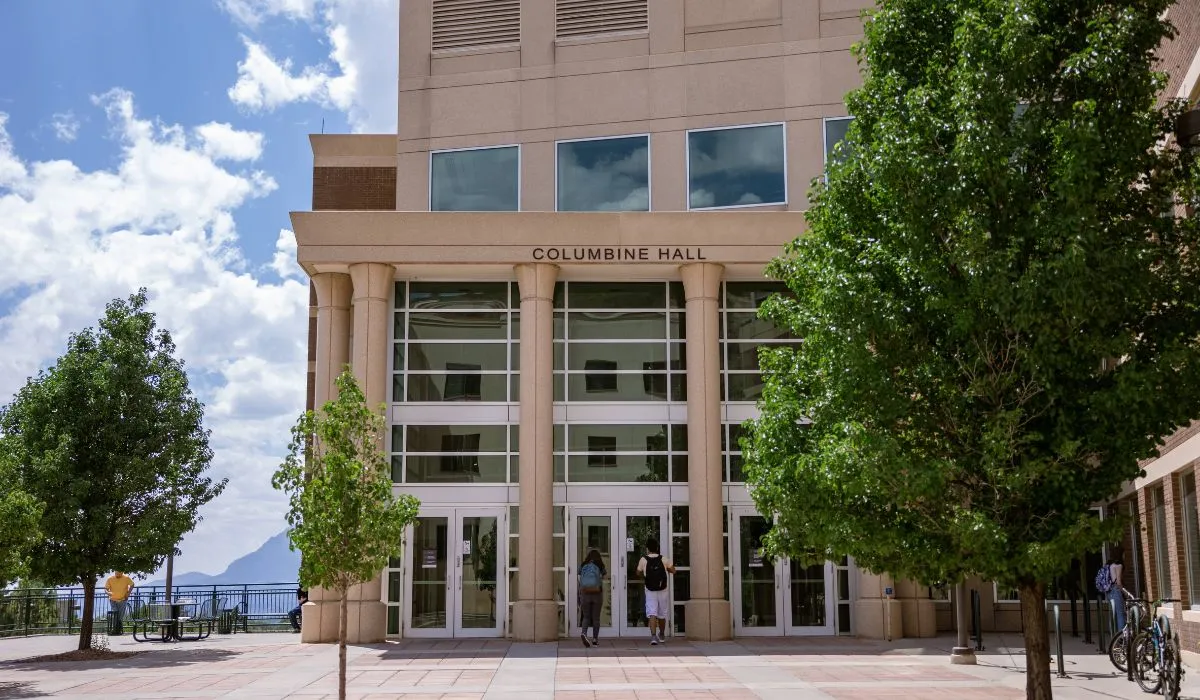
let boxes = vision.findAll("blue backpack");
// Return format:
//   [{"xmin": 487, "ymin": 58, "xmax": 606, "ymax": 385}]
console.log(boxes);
[
  {"xmin": 1095, "ymin": 565, "xmax": 1114, "ymax": 594},
  {"xmin": 580, "ymin": 562, "xmax": 602, "ymax": 593}
]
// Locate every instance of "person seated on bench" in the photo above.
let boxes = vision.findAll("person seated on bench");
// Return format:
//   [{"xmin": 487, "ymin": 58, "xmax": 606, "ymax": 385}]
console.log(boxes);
[{"xmin": 289, "ymin": 588, "xmax": 308, "ymax": 632}]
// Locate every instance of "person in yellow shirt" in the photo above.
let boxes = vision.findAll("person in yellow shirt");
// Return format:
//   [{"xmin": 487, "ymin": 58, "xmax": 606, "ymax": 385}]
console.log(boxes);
[{"xmin": 105, "ymin": 572, "xmax": 134, "ymax": 634}]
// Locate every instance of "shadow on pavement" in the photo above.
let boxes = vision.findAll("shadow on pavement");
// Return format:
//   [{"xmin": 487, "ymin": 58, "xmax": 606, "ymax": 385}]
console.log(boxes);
[
  {"xmin": 0, "ymin": 648, "xmax": 242, "ymax": 672},
  {"xmin": 0, "ymin": 681, "xmax": 50, "ymax": 698}
]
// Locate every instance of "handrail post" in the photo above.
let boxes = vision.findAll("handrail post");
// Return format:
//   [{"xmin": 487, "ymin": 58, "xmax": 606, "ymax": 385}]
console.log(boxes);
[
  {"xmin": 1127, "ymin": 604, "xmax": 1138, "ymax": 682},
  {"xmin": 1054, "ymin": 604, "xmax": 1068, "ymax": 678},
  {"xmin": 23, "ymin": 589, "xmax": 31, "ymax": 637},
  {"xmin": 1082, "ymin": 591, "xmax": 1091, "ymax": 644}
]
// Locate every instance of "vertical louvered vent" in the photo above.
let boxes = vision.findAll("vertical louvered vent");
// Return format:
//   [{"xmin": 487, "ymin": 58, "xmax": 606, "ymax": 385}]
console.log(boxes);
[
  {"xmin": 556, "ymin": 0, "xmax": 648, "ymax": 39},
  {"xmin": 432, "ymin": 0, "xmax": 520, "ymax": 51}
]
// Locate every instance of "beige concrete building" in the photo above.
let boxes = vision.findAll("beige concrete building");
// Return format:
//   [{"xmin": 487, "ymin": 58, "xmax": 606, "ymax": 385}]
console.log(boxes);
[
  {"xmin": 292, "ymin": 0, "xmax": 1200, "ymax": 648},
  {"xmin": 291, "ymin": 0, "xmax": 918, "ymax": 644}
]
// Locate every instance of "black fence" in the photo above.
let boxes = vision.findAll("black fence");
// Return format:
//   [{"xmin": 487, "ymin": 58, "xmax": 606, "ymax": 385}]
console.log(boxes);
[{"xmin": 0, "ymin": 583, "xmax": 300, "ymax": 638}]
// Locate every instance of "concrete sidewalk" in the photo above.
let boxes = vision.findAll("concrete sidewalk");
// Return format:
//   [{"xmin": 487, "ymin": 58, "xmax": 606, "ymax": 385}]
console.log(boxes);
[{"xmin": 1, "ymin": 631, "xmax": 1197, "ymax": 699}]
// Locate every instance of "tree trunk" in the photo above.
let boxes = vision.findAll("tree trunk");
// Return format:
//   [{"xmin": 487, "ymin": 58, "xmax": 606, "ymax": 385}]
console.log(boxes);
[
  {"xmin": 78, "ymin": 576, "xmax": 96, "ymax": 651},
  {"xmin": 338, "ymin": 587, "xmax": 349, "ymax": 700},
  {"xmin": 1017, "ymin": 582, "xmax": 1053, "ymax": 700}
]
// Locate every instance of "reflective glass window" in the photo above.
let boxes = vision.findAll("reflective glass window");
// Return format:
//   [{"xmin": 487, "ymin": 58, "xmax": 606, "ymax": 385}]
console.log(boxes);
[
  {"xmin": 824, "ymin": 117, "xmax": 853, "ymax": 166},
  {"xmin": 688, "ymin": 124, "xmax": 785, "ymax": 209},
  {"xmin": 431, "ymin": 146, "xmax": 519, "ymax": 211},
  {"xmin": 557, "ymin": 136, "xmax": 649, "ymax": 212}
]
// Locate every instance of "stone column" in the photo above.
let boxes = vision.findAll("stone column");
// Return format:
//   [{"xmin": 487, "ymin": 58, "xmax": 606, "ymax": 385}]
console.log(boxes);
[
  {"xmin": 854, "ymin": 569, "xmax": 904, "ymax": 641},
  {"xmin": 319, "ymin": 262, "xmax": 392, "ymax": 643},
  {"xmin": 680, "ymin": 262, "xmax": 732, "ymax": 641},
  {"xmin": 301, "ymin": 272, "xmax": 352, "ymax": 643},
  {"xmin": 512, "ymin": 263, "xmax": 560, "ymax": 641},
  {"xmin": 312, "ymin": 272, "xmax": 353, "ymax": 406}
]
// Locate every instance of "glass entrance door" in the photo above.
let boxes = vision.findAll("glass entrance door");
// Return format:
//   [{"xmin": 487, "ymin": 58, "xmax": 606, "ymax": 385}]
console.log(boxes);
[
  {"xmin": 405, "ymin": 508, "xmax": 506, "ymax": 638},
  {"xmin": 570, "ymin": 508, "xmax": 668, "ymax": 638},
  {"xmin": 731, "ymin": 509, "xmax": 783, "ymax": 635},
  {"xmin": 730, "ymin": 506, "xmax": 837, "ymax": 636}
]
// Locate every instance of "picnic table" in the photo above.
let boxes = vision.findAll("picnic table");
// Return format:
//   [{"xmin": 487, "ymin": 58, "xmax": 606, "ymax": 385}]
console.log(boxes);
[{"xmin": 131, "ymin": 599, "xmax": 221, "ymax": 643}]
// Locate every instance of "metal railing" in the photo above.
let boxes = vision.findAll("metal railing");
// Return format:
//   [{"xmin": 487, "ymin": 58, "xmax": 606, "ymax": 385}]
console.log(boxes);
[{"xmin": 0, "ymin": 583, "xmax": 300, "ymax": 638}]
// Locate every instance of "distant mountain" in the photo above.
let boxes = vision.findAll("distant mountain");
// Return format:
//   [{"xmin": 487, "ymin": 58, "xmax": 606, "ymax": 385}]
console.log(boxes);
[{"xmin": 148, "ymin": 530, "xmax": 299, "ymax": 587}]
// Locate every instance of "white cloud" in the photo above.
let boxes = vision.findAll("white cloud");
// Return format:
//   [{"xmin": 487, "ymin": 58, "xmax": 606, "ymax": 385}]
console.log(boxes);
[
  {"xmin": 222, "ymin": 0, "xmax": 397, "ymax": 133},
  {"xmin": 50, "ymin": 112, "xmax": 80, "ymax": 142},
  {"xmin": 219, "ymin": 0, "xmax": 316, "ymax": 26},
  {"xmin": 195, "ymin": 121, "xmax": 265, "ymax": 161},
  {"xmin": 228, "ymin": 37, "xmax": 339, "ymax": 112},
  {"xmin": 0, "ymin": 90, "xmax": 308, "ymax": 576},
  {"xmin": 270, "ymin": 229, "xmax": 303, "ymax": 279}
]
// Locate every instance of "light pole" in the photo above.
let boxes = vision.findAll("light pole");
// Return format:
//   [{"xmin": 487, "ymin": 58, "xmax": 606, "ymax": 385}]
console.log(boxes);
[{"xmin": 950, "ymin": 581, "xmax": 977, "ymax": 664}]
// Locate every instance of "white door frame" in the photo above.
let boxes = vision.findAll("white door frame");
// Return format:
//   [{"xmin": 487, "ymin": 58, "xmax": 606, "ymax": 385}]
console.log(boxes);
[
  {"xmin": 404, "ymin": 507, "xmax": 507, "ymax": 639},
  {"xmin": 729, "ymin": 506, "xmax": 839, "ymax": 637},
  {"xmin": 569, "ymin": 506, "xmax": 670, "ymax": 638},
  {"xmin": 783, "ymin": 559, "xmax": 837, "ymax": 636},
  {"xmin": 730, "ymin": 506, "xmax": 784, "ymax": 636}
]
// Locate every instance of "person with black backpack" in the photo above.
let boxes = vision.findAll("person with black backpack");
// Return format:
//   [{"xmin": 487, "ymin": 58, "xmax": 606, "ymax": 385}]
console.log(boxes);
[
  {"xmin": 578, "ymin": 548, "xmax": 607, "ymax": 648},
  {"xmin": 636, "ymin": 537, "xmax": 675, "ymax": 645}
]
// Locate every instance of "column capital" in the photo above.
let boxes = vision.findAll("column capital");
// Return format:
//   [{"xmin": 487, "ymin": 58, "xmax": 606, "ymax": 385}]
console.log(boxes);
[
  {"xmin": 348, "ymin": 262, "xmax": 394, "ymax": 302},
  {"xmin": 679, "ymin": 262, "xmax": 725, "ymax": 301},
  {"xmin": 514, "ymin": 263, "xmax": 559, "ymax": 302},
  {"xmin": 312, "ymin": 272, "xmax": 352, "ymax": 310}
]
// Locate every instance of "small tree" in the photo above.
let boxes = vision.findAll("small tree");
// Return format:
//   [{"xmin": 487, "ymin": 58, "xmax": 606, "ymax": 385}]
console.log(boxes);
[
  {"xmin": 273, "ymin": 369, "xmax": 419, "ymax": 700},
  {"xmin": 0, "ymin": 290, "xmax": 226, "ymax": 650},
  {"xmin": 0, "ymin": 450, "xmax": 42, "ymax": 588},
  {"xmin": 743, "ymin": 0, "xmax": 1200, "ymax": 698}
]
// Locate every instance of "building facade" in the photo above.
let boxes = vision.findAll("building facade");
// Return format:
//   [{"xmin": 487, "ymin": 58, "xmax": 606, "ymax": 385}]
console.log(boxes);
[{"xmin": 292, "ymin": 0, "xmax": 1200, "ymax": 646}]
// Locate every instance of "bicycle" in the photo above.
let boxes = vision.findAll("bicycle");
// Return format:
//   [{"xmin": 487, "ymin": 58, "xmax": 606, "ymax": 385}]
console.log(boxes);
[
  {"xmin": 1132, "ymin": 598, "xmax": 1184, "ymax": 699},
  {"xmin": 1107, "ymin": 590, "xmax": 1150, "ymax": 673}
]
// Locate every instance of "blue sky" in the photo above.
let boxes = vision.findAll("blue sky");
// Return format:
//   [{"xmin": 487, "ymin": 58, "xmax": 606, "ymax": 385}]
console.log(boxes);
[{"xmin": 0, "ymin": 0, "xmax": 398, "ymax": 578}]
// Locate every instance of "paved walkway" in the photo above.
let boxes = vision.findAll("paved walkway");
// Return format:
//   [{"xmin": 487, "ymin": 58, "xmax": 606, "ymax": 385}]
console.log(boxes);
[{"xmin": 1, "ymin": 632, "xmax": 1198, "ymax": 699}]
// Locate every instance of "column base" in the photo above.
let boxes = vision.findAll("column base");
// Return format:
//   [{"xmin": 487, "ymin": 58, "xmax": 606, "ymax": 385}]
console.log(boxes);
[
  {"xmin": 950, "ymin": 647, "xmax": 978, "ymax": 665},
  {"xmin": 900, "ymin": 598, "xmax": 938, "ymax": 638},
  {"xmin": 854, "ymin": 599, "xmax": 904, "ymax": 640},
  {"xmin": 512, "ymin": 600, "xmax": 559, "ymax": 642},
  {"xmin": 684, "ymin": 599, "xmax": 732, "ymax": 641},
  {"xmin": 299, "ymin": 600, "xmax": 387, "ymax": 644}
]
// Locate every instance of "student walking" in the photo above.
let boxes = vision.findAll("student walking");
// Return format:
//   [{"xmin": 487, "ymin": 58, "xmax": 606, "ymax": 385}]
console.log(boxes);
[
  {"xmin": 636, "ymin": 538, "xmax": 675, "ymax": 645},
  {"xmin": 1106, "ymin": 552, "xmax": 1127, "ymax": 630},
  {"xmin": 578, "ymin": 548, "xmax": 606, "ymax": 647}
]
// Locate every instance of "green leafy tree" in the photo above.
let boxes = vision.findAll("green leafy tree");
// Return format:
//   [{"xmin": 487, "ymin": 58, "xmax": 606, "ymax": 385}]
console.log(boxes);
[
  {"xmin": 0, "ymin": 290, "xmax": 226, "ymax": 650},
  {"xmin": 743, "ymin": 0, "xmax": 1200, "ymax": 697},
  {"xmin": 0, "ymin": 450, "xmax": 43, "ymax": 588},
  {"xmin": 274, "ymin": 369, "xmax": 419, "ymax": 700}
]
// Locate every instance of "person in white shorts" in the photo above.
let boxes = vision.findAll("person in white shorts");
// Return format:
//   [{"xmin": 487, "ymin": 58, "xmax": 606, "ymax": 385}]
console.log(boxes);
[{"xmin": 636, "ymin": 537, "xmax": 675, "ymax": 645}]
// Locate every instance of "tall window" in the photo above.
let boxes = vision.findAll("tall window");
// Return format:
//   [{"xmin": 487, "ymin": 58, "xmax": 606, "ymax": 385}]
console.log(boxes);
[
  {"xmin": 721, "ymin": 424, "xmax": 744, "ymax": 483},
  {"xmin": 824, "ymin": 117, "xmax": 853, "ymax": 166},
  {"xmin": 553, "ymin": 423, "xmax": 687, "ymax": 483},
  {"xmin": 391, "ymin": 281, "xmax": 519, "ymax": 484},
  {"xmin": 1181, "ymin": 473, "xmax": 1200, "ymax": 607},
  {"xmin": 557, "ymin": 135, "xmax": 649, "ymax": 211},
  {"xmin": 1152, "ymin": 486, "xmax": 1173, "ymax": 599},
  {"xmin": 394, "ymin": 282, "xmax": 517, "ymax": 403},
  {"xmin": 430, "ymin": 146, "xmax": 519, "ymax": 211},
  {"xmin": 687, "ymin": 124, "xmax": 786, "ymax": 210},
  {"xmin": 553, "ymin": 282, "xmax": 685, "ymax": 402},
  {"xmin": 720, "ymin": 282, "xmax": 800, "ymax": 403}
]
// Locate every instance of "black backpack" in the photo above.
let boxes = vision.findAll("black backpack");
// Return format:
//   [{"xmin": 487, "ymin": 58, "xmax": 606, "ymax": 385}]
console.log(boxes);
[{"xmin": 644, "ymin": 555, "xmax": 668, "ymax": 591}]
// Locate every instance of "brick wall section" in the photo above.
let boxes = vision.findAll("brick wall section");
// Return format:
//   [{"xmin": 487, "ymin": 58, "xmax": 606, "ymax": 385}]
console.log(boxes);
[
  {"xmin": 1160, "ymin": 0, "xmax": 1200, "ymax": 103},
  {"xmin": 1163, "ymin": 477, "xmax": 1187, "ymax": 641},
  {"xmin": 312, "ymin": 167, "xmax": 398, "ymax": 210},
  {"xmin": 1143, "ymin": 421, "xmax": 1200, "ymax": 467},
  {"xmin": 1139, "ymin": 486, "xmax": 1159, "ymax": 600}
]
